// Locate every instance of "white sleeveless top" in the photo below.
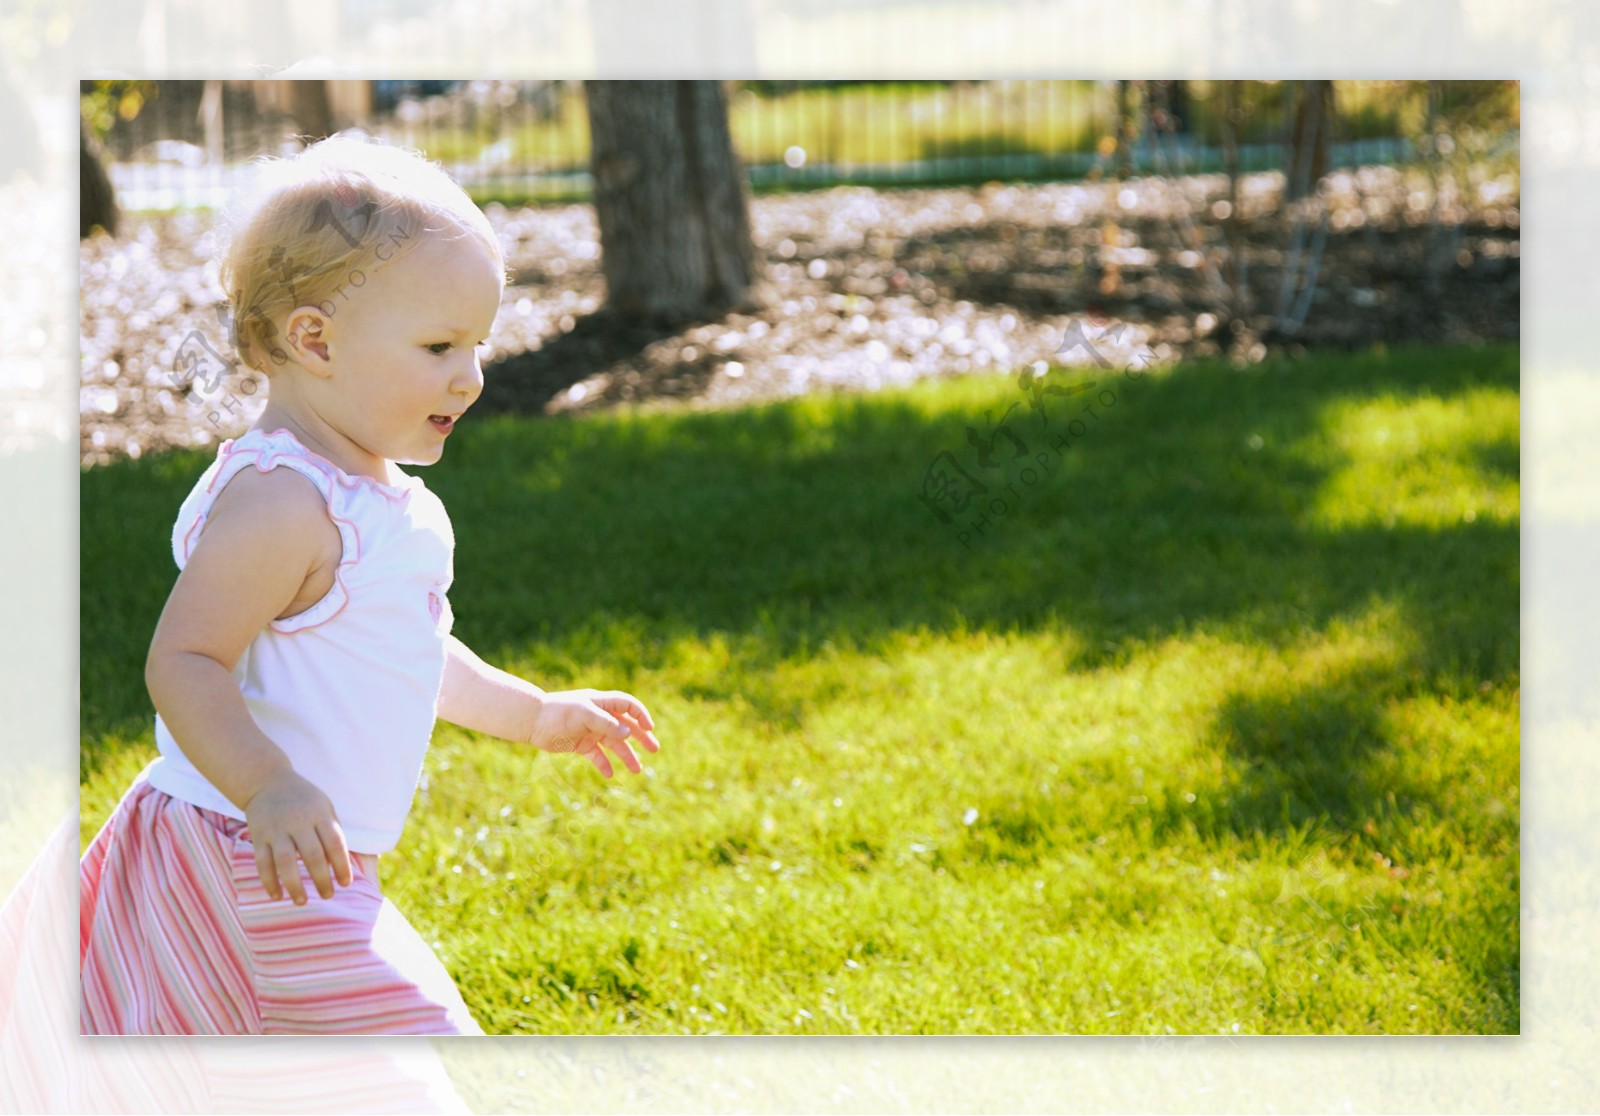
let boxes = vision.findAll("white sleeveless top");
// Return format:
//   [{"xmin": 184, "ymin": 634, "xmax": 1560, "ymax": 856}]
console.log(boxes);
[{"xmin": 144, "ymin": 426, "xmax": 456, "ymax": 854}]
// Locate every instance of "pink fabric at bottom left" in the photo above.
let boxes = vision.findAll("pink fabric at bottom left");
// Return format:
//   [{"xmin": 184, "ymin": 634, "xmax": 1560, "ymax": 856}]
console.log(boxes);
[{"xmin": 80, "ymin": 774, "xmax": 482, "ymax": 1036}]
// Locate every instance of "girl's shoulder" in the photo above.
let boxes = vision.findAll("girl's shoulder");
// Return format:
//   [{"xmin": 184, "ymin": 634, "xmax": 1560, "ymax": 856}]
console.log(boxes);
[
  {"xmin": 170, "ymin": 430, "xmax": 364, "ymax": 636},
  {"xmin": 199, "ymin": 458, "xmax": 342, "ymax": 564},
  {"xmin": 181, "ymin": 441, "xmax": 345, "ymax": 595},
  {"xmin": 175, "ymin": 428, "xmax": 347, "ymax": 569},
  {"xmin": 155, "ymin": 460, "xmax": 347, "ymax": 658}
]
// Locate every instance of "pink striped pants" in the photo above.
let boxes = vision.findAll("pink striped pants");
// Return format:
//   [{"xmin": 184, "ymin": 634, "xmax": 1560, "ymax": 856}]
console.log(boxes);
[{"xmin": 80, "ymin": 777, "xmax": 482, "ymax": 1035}]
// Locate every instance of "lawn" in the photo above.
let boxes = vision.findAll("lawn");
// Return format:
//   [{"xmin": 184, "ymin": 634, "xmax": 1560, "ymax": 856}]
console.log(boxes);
[{"xmin": 80, "ymin": 341, "xmax": 1519, "ymax": 1034}]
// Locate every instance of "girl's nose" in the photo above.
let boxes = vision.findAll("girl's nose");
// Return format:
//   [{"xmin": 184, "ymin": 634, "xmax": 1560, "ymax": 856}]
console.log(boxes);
[{"xmin": 456, "ymin": 350, "xmax": 485, "ymax": 400}]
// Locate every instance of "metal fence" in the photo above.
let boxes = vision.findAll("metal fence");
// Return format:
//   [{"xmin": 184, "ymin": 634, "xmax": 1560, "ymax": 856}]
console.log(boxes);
[{"xmin": 86, "ymin": 79, "xmax": 1517, "ymax": 213}]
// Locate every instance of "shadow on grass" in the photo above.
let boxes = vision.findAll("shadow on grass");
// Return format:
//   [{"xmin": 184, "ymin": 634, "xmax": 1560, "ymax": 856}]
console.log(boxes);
[
  {"xmin": 1157, "ymin": 658, "xmax": 1401, "ymax": 845},
  {"xmin": 1470, "ymin": 436, "xmax": 1520, "ymax": 483},
  {"xmin": 81, "ymin": 342, "xmax": 1519, "ymax": 849}
]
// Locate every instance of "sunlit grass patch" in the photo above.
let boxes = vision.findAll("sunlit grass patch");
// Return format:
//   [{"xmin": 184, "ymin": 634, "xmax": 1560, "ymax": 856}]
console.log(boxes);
[{"xmin": 1300, "ymin": 387, "xmax": 1519, "ymax": 530}]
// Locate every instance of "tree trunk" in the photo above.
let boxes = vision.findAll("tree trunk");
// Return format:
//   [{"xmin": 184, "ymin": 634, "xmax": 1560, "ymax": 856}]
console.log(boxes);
[
  {"xmin": 1113, "ymin": 80, "xmax": 1133, "ymax": 179},
  {"xmin": 1166, "ymin": 80, "xmax": 1190, "ymax": 133},
  {"xmin": 80, "ymin": 121, "xmax": 119, "ymax": 238},
  {"xmin": 585, "ymin": 80, "xmax": 756, "ymax": 324},
  {"xmin": 1284, "ymin": 80, "xmax": 1334, "ymax": 202},
  {"xmin": 199, "ymin": 79, "xmax": 224, "ymax": 164},
  {"xmin": 1220, "ymin": 81, "xmax": 1247, "ymax": 318},
  {"xmin": 290, "ymin": 80, "xmax": 334, "ymax": 144}
]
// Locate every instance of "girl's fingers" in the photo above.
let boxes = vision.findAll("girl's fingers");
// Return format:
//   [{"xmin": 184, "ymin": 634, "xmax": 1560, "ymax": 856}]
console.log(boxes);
[
  {"xmin": 606, "ymin": 734, "xmax": 644, "ymax": 775},
  {"xmin": 273, "ymin": 844, "xmax": 307, "ymax": 906},
  {"xmin": 580, "ymin": 703, "xmax": 629, "ymax": 742},
  {"xmin": 578, "ymin": 739, "xmax": 614, "ymax": 778},
  {"xmin": 633, "ymin": 721, "xmax": 662, "ymax": 753},
  {"xmin": 600, "ymin": 693, "xmax": 656, "ymax": 735},
  {"xmin": 594, "ymin": 695, "xmax": 661, "ymax": 753},
  {"xmin": 255, "ymin": 842, "xmax": 282, "ymax": 901},
  {"xmin": 256, "ymin": 831, "xmax": 350, "ymax": 904},
  {"xmin": 615, "ymin": 710, "xmax": 660, "ymax": 753},
  {"xmin": 549, "ymin": 695, "xmax": 658, "ymax": 776},
  {"xmin": 297, "ymin": 834, "xmax": 334, "ymax": 900},
  {"xmin": 319, "ymin": 821, "xmax": 353, "ymax": 888}
]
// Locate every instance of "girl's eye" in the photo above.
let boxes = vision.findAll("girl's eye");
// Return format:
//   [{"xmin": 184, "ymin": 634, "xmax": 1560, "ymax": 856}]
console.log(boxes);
[{"xmin": 427, "ymin": 342, "xmax": 452, "ymax": 355}]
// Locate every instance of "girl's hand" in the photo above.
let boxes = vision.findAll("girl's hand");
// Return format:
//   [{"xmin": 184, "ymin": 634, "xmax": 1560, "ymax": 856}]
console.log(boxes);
[
  {"xmin": 526, "ymin": 689, "xmax": 661, "ymax": 778},
  {"xmin": 242, "ymin": 769, "xmax": 354, "ymax": 905}
]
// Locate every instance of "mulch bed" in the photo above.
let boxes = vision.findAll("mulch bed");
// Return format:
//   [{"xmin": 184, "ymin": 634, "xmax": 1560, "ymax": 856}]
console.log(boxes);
[{"xmin": 79, "ymin": 163, "xmax": 1518, "ymax": 467}]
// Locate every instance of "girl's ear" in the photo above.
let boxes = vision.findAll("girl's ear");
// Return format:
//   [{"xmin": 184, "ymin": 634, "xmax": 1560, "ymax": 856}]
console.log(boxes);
[{"xmin": 284, "ymin": 306, "xmax": 333, "ymax": 374}]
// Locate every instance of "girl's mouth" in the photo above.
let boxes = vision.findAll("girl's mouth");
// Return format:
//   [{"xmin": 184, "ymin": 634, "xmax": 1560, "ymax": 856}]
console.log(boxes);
[{"xmin": 429, "ymin": 414, "xmax": 457, "ymax": 434}]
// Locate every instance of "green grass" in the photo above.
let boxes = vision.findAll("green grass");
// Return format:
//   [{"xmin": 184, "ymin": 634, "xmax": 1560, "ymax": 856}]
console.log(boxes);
[
  {"xmin": 728, "ymin": 80, "xmax": 1102, "ymax": 167},
  {"xmin": 80, "ymin": 342, "xmax": 1519, "ymax": 1034}
]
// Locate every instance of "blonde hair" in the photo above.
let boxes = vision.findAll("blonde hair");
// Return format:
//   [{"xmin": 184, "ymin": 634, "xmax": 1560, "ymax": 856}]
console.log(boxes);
[{"xmin": 217, "ymin": 133, "xmax": 505, "ymax": 373}]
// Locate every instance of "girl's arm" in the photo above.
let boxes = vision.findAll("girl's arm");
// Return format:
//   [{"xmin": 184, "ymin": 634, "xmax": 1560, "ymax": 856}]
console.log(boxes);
[
  {"xmin": 437, "ymin": 635, "xmax": 661, "ymax": 777},
  {"xmin": 145, "ymin": 465, "xmax": 351, "ymax": 905}
]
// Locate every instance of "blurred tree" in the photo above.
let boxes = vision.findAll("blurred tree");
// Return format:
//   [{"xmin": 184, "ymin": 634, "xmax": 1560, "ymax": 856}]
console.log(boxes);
[
  {"xmin": 1113, "ymin": 80, "xmax": 1133, "ymax": 179},
  {"xmin": 289, "ymin": 80, "xmax": 333, "ymax": 143},
  {"xmin": 1284, "ymin": 80, "xmax": 1335, "ymax": 201},
  {"xmin": 585, "ymin": 80, "xmax": 757, "ymax": 323},
  {"xmin": 80, "ymin": 119, "xmax": 118, "ymax": 238},
  {"xmin": 1166, "ymin": 80, "xmax": 1190, "ymax": 134},
  {"xmin": 1219, "ymin": 80, "xmax": 1247, "ymax": 319},
  {"xmin": 199, "ymin": 79, "xmax": 223, "ymax": 164}
]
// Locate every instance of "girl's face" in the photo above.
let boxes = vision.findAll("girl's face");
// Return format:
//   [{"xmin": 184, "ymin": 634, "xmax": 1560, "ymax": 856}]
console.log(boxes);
[{"xmin": 304, "ymin": 230, "xmax": 502, "ymax": 469}]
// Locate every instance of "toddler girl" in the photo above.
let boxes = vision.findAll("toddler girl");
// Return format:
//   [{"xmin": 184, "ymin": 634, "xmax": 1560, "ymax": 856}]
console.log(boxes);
[{"xmin": 79, "ymin": 134, "xmax": 661, "ymax": 1035}]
